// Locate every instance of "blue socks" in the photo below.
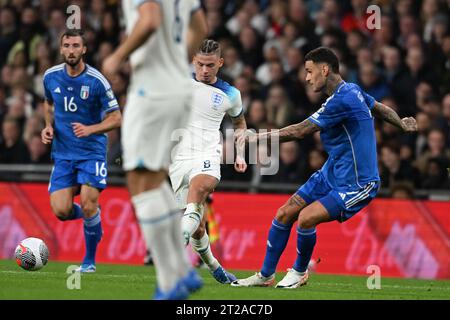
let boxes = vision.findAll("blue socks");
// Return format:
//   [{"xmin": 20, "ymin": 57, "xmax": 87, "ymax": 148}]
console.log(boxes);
[
  {"xmin": 260, "ymin": 219, "xmax": 292, "ymax": 277},
  {"xmin": 82, "ymin": 208, "xmax": 102, "ymax": 265},
  {"xmin": 293, "ymin": 227, "xmax": 316, "ymax": 273},
  {"xmin": 67, "ymin": 203, "xmax": 83, "ymax": 220}
]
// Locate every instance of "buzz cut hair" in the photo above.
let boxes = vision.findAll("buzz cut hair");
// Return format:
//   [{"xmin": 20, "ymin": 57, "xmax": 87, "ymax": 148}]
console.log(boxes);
[
  {"xmin": 198, "ymin": 39, "xmax": 221, "ymax": 57},
  {"xmin": 60, "ymin": 29, "xmax": 86, "ymax": 46},
  {"xmin": 305, "ymin": 47, "xmax": 339, "ymax": 73}
]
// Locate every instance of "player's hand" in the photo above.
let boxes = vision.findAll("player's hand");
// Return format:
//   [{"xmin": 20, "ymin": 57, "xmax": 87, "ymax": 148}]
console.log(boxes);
[
  {"xmin": 72, "ymin": 122, "xmax": 93, "ymax": 138},
  {"xmin": 401, "ymin": 117, "xmax": 417, "ymax": 132},
  {"xmin": 41, "ymin": 126, "xmax": 53, "ymax": 144},
  {"xmin": 102, "ymin": 53, "xmax": 123, "ymax": 79},
  {"xmin": 234, "ymin": 155, "xmax": 247, "ymax": 173}
]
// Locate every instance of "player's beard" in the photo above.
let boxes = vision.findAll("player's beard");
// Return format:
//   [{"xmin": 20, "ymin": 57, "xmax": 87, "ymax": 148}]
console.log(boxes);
[{"xmin": 64, "ymin": 54, "xmax": 83, "ymax": 68}]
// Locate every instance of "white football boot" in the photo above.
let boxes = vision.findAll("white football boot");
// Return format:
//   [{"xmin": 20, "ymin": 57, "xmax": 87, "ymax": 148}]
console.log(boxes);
[
  {"xmin": 231, "ymin": 272, "xmax": 275, "ymax": 287},
  {"xmin": 275, "ymin": 269, "xmax": 309, "ymax": 289}
]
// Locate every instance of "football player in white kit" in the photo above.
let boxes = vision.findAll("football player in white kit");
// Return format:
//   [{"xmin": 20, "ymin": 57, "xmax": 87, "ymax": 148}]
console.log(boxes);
[
  {"xmin": 169, "ymin": 39, "xmax": 248, "ymax": 284},
  {"xmin": 102, "ymin": 0, "xmax": 207, "ymax": 299}
]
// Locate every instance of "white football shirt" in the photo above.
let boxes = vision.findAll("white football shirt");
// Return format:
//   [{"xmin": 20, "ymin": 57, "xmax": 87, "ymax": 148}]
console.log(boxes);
[
  {"xmin": 122, "ymin": 0, "xmax": 201, "ymax": 97},
  {"xmin": 174, "ymin": 77, "xmax": 243, "ymax": 159}
]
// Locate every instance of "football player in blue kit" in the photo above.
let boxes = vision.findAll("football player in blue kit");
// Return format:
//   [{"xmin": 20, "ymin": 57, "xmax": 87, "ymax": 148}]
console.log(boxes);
[
  {"xmin": 232, "ymin": 47, "xmax": 417, "ymax": 288},
  {"xmin": 41, "ymin": 29, "xmax": 121, "ymax": 273}
]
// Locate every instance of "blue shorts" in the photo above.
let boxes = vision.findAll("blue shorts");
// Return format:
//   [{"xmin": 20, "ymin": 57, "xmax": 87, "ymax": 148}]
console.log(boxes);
[
  {"xmin": 296, "ymin": 171, "xmax": 379, "ymax": 223},
  {"xmin": 48, "ymin": 159, "xmax": 108, "ymax": 194}
]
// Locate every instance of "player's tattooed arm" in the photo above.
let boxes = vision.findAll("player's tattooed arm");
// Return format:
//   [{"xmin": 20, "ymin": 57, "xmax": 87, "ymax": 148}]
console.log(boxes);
[
  {"xmin": 372, "ymin": 101, "xmax": 417, "ymax": 132},
  {"xmin": 274, "ymin": 119, "xmax": 321, "ymax": 143}
]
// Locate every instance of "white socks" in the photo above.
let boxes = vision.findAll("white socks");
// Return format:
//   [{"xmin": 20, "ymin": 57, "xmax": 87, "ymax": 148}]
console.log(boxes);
[
  {"xmin": 181, "ymin": 202, "xmax": 204, "ymax": 244},
  {"xmin": 191, "ymin": 232, "xmax": 220, "ymax": 272},
  {"xmin": 132, "ymin": 181, "xmax": 190, "ymax": 292}
]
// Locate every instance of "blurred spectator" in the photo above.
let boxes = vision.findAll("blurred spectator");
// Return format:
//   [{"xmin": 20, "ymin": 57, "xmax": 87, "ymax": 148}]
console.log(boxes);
[
  {"xmin": 382, "ymin": 46, "xmax": 415, "ymax": 116},
  {"xmin": 221, "ymin": 46, "xmax": 244, "ymax": 80},
  {"xmin": 442, "ymin": 94, "xmax": 450, "ymax": 147},
  {"xmin": 357, "ymin": 63, "xmax": 391, "ymax": 101},
  {"xmin": 265, "ymin": 85, "xmax": 296, "ymax": 128},
  {"xmin": 390, "ymin": 182, "xmax": 415, "ymax": 199},
  {"xmin": 421, "ymin": 157, "xmax": 450, "ymax": 190},
  {"xmin": 380, "ymin": 144, "xmax": 420, "ymax": 188},
  {"xmin": 264, "ymin": 141, "xmax": 304, "ymax": 183},
  {"xmin": 26, "ymin": 133, "xmax": 50, "ymax": 164},
  {"xmin": 0, "ymin": 116, "xmax": 29, "ymax": 163},
  {"xmin": 246, "ymin": 99, "xmax": 271, "ymax": 130},
  {"xmin": 415, "ymin": 129, "xmax": 450, "ymax": 174}
]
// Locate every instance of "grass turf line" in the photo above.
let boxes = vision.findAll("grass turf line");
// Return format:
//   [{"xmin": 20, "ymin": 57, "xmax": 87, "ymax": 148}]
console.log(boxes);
[{"xmin": 1, "ymin": 260, "xmax": 449, "ymax": 300}]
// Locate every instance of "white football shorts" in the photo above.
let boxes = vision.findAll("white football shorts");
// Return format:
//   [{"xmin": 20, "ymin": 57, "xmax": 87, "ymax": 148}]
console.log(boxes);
[
  {"xmin": 122, "ymin": 92, "xmax": 192, "ymax": 171},
  {"xmin": 169, "ymin": 153, "xmax": 221, "ymax": 209}
]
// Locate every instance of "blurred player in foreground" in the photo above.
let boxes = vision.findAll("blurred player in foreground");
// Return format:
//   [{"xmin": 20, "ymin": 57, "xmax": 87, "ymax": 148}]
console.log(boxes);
[
  {"xmin": 232, "ymin": 47, "xmax": 417, "ymax": 288},
  {"xmin": 102, "ymin": 0, "xmax": 207, "ymax": 299},
  {"xmin": 169, "ymin": 39, "xmax": 247, "ymax": 284},
  {"xmin": 41, "ymin": 29, "xmax": 122, "ymax": 272}
]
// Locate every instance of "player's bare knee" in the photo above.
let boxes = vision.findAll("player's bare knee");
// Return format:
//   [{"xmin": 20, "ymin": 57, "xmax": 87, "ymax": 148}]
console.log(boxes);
[
  {"xmin": 80, "ymin": 200, "xmax": 98, "ymax": 217},
  {"xmin": 52, "ymin": 205, "xmax": 72, "ymax": 221},
  {"xmin": 298, "ymin": 215, "xmax": 315, "ymax": 229},
  {"xmin": 275, "ymin": 207, "xmax": 295, "ymax": 225}
]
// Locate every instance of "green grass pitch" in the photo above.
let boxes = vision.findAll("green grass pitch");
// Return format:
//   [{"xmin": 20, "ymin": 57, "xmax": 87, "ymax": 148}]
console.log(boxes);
[{"xmin": 0, "ymin": 259, "xmax": 449, "ymax": 300}]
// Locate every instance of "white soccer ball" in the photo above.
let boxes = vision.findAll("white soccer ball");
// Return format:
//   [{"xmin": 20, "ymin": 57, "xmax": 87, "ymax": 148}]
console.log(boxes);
[{"xmin": 15, "ymin": 237, "xmax": 49, "ymax": 271}]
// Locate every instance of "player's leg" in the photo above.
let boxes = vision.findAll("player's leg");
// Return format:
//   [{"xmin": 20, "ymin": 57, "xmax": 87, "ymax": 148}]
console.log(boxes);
[
  {"xmin": 50, "ymin": 186, "xmax": 82, "ymax": 220},
  {"xmin": 231, "ymin": 194, "xmax": 307, "ymax": 287},
  {"xmin": 232, "ymin": 171, "xmax": 330, "ymax": 287},
  {"xmin": 77, "ymin": 184, "xmax": 102, "ymax": 271},
  {"xmin": 276, "ymin": 181, "xmax": 380, "ymax": 289},
  {"xmin": 182, "ymin": 174, "xmax": 218, "ymax": 244},
  {"xmin": 122, "ymin": 93, "xmax": 198, "ymax": 299},
  {"xmin": 127, "ymin": 169, "xmax": 194, "ymax": 298},
  {"xmin": 276, "ymin": 200, "xmax": 332, "ymax": 289},
  {"xmin": 48, "ymin": 159, "xmax": 83, "ymax": 221},
  {"xmin": 191, "ymin": 210, "xmax": 237, "ymax": 284}
]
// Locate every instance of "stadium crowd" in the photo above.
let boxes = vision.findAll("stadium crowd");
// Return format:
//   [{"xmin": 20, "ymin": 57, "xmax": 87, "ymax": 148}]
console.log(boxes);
[{"xmin": 0, "ymin": 0, "xmax": 449, "ymax": 195}]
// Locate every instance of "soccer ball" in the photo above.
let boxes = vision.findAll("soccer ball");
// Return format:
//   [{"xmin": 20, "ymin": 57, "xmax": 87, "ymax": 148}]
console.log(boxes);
[{"xmin": 15, "ymin": 237, "xmax": 49, "ymax": 271}]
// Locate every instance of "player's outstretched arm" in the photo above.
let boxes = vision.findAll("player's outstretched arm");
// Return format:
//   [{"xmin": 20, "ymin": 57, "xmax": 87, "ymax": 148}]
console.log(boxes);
[
  {"xmin": 72, "ymin": 110, "xmax": 122, "ymax": 138},
  {"xmin": 102, "ymin": 2, "xmax": 161, "ymax": 77},
  {"xmin": 187, "ymin": 8, "xmax": 208, "ymax": 61},
  {"xmin": 372, "ymin": 101, "xmax": 417, "ymax": 132}
]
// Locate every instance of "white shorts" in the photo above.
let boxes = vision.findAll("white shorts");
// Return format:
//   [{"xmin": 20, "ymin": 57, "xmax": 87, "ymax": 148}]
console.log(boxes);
[
  {"xmin": 122, "ymin": 92, "xmax": 191, "ymax": 171},
  {"xmin": 169, "ymin": 153, "xmax": 221, "ymax": 209}
]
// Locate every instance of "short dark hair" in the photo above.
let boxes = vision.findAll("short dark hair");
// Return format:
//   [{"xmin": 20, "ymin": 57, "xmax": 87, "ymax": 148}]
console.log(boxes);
[
  {"xmin": 198, "ymin": 39, "xmax": 221, "ymax": 57},
  {"xmin": 304, "ymin": 47, "xmax": 339, "ymax": 73},
  {"xmin": 60, "ymin": 29, "xmax": 86, "ymax": 46}
]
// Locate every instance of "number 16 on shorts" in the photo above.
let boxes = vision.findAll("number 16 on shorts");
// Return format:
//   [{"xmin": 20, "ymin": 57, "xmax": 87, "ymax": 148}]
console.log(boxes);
[{"xmin": 95, "ymin": 161, "xmax": 107, "ymax": 177}]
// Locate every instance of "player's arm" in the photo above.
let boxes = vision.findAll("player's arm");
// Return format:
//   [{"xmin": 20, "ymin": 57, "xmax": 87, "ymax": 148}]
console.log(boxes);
[
  {"xmin": 372, "ymin": 101, "xmax": 417, "ymax": 132},
  {"xmin": 241, "ymin": 119, "xmax": 321, "ymax": 146},
  {"xmin": 102, "ymin": 1, "xmax": 161, "ymax": 76},
  {"xmin": 230, "ymin": 112, "xmax": 248, "ymax": 173},
  {"xmin": 72, "ymin": 110, "xmax": 121, "ymax": 138},
  {"xmin": 41, "ymin": 100, "xmax": 54, "ymax": 145},
  {"xmin": 187, "ymin": 8, "xmax": 208, "ymax": 61}
]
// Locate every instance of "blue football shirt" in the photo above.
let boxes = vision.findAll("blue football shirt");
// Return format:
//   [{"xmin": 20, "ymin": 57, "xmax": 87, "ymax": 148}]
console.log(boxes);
[
  {"xmin": 307, "ymin": 81, "xmax": 380, "ymax": 189},
  {"xmin": 43, "ymin": 63, "xmax": 119, "ymax": 161}
]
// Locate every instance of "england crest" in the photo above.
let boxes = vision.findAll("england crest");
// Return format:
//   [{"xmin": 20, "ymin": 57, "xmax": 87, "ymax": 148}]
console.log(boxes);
[
  {"xmin": 80, "ymin": 86, "xmax": 90, "ymax": 100},
  {"xmin": 211, "ymin": 92, "xmax": 224, "ymax": 109}
]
